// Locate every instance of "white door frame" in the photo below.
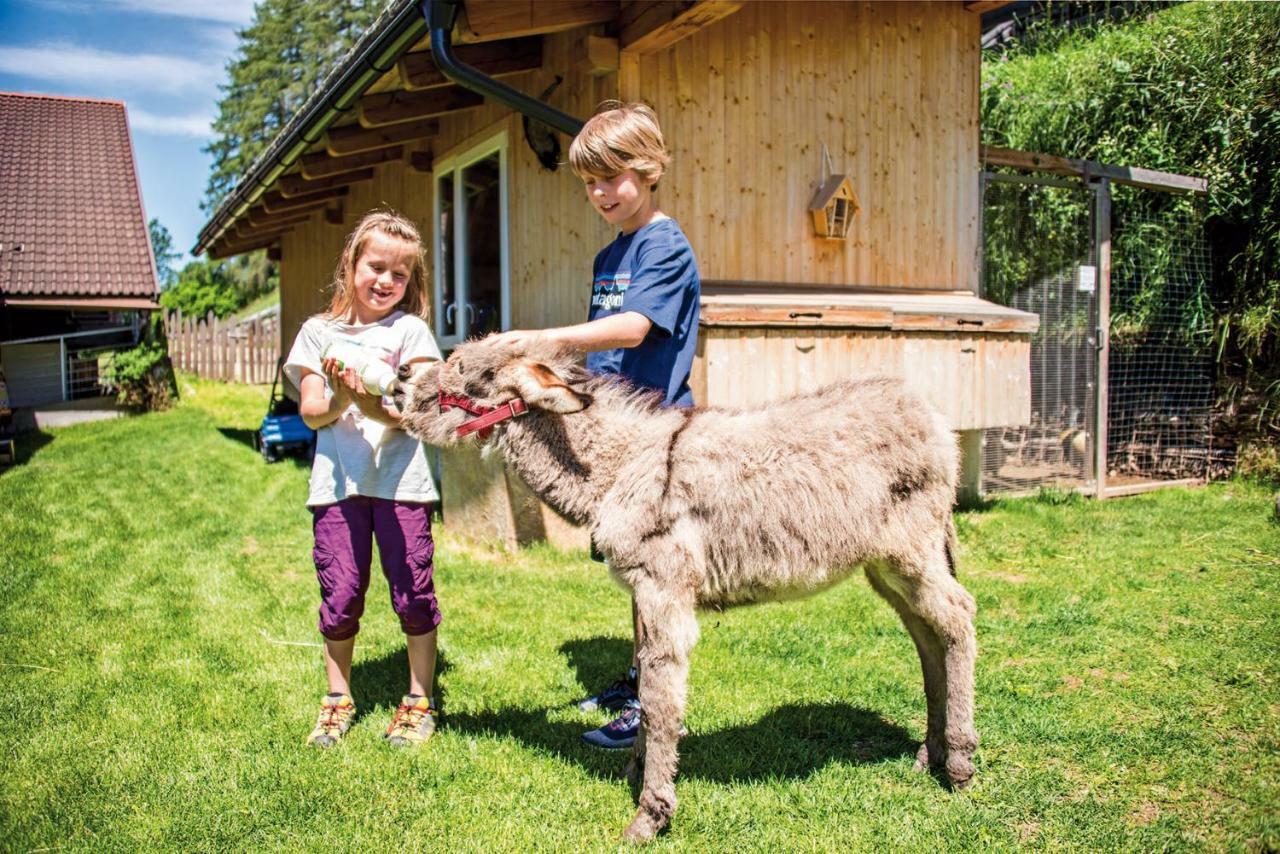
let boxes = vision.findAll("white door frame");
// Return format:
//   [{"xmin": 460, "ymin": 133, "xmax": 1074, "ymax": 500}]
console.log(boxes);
[{"xmin": 432, "ymin": 131, "xmax": 510, "ymax": 350}]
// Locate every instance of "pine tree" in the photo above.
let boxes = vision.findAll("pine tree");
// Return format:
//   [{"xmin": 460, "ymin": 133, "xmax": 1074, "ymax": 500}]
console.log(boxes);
[
  {"xmin": 148, "ymin": 218, "xmax": 179, "ymax": 289},
  {"xmin": 203, "ymin": 0, "xmax": 386, "ymax": 213}
]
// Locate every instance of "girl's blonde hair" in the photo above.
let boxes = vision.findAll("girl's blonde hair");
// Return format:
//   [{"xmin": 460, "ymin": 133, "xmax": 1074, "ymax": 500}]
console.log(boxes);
[
  {"xmin": 325, "ymin": 209, "xmax": 429, "ymax": 322},
  {"xmin": 568, "ymin": 101, "xmax": 670, "ymax": 189}
]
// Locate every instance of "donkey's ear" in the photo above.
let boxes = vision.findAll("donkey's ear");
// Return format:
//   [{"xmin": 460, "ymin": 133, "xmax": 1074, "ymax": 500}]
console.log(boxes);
[{"xmin": 507, "ymin": 360, "xmax": 590, "ymax": 413}]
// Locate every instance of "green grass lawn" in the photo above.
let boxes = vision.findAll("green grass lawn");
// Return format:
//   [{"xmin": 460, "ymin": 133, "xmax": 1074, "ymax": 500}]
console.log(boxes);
[{"xmin": 2, "ymin": 376, "xmax": 1277, "ymax": 851}]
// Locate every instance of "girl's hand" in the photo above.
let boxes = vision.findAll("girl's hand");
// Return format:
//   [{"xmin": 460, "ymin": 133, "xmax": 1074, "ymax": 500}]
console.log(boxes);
[
  {"xmin": 323, "ymin": 357, "xmax": 399, "ymax": 426},
  {"xmin": 321, "ymin": 357, "xmax": 355, "ymax": 408}
]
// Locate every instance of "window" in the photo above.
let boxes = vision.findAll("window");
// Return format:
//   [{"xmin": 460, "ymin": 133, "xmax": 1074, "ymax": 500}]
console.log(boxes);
[{"xmin": 433, "ymin": 132, "xmax": 510, "ymax": 349}]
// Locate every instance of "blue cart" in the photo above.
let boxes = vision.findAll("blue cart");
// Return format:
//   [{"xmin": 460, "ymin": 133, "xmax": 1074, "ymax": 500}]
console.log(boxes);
[{"xmin": 255, "ymin": 359, "xmax": 315, "ymax": 463}]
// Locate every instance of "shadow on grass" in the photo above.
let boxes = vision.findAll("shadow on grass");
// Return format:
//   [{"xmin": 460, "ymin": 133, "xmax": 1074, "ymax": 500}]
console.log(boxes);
[
  {"xmin": 560, "ymin": 636, "xmax": 633, "ymax": 696},
  {"xmin": 217, "ymin": 426, "xmax": 312, "ymax": 468},
  {"xmin": 423, "ymin": 635, "xmax": 918, "ymax": 784},
  {"xmin": 955, "ymin": 495, "xmax": 1000, "ymax": 513},
  {"xmin": 0, "ymin": 430, "xmax": 55, "ymax": 475},
  {"xmin": 441, "ymin": 701, "xmax": 915, "ymax": 784},
  {"xmin": 350, "ymin": 646, "xmax": 454, "ymax": 719},
  {"xmin": 346, "ymin": 640, "xmax": 916, "ymax": 782},
  {"xmin": 217, "ymin": 426, "xmax": 258, "ymax": 451}
]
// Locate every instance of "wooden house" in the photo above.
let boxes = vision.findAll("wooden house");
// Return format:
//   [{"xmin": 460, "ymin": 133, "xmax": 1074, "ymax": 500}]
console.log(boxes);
[
  {"xmin": 0, "ymin": 92, "xmax": 160, "ymax": 407},
  {"xmin": 195, "ymin": 0, "xmax": 1035, "ymax": 548}
]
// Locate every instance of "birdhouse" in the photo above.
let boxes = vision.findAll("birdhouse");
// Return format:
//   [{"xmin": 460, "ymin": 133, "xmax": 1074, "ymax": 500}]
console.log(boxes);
[{"xmin": 809, "ymin": 175, "xmax": 859, "ymax": 239}]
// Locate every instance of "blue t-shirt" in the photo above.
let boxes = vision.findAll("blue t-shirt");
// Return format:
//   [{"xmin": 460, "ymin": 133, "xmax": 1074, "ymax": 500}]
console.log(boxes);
[{"xmin": 585, "ymin": 218, "xmax": 700, "ymax": 407}]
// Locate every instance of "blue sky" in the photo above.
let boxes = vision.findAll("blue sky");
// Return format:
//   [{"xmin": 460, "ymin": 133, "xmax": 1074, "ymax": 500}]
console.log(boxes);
[{"xmin": 0, "ymin": 0, "xmax": 256, "ymax": 265}]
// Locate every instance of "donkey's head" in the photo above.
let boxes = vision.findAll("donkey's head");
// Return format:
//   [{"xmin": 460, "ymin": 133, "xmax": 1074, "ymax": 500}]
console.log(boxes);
[{"xmin": 395, "ymin": 337, "xmax": 591, "ymax": 447}]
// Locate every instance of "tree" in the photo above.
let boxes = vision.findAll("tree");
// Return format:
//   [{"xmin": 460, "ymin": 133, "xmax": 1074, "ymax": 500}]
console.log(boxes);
[
  {"xmin": 148, "ymin": 218, "xmax": 180, "ymax": 289},
  {"xmin": 223, "ymin": 251, "xmax": 280, "ymax": 304},
  {"xmin": 203, "ymin": 0, "xmax": 385, "ymax": 213},
  {"xmin": 159, "ymin": 259, "xmax": 241, "ymax": 319}
]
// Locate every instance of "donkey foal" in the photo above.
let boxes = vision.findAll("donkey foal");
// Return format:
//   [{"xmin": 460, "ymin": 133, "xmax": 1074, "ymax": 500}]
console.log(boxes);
[{"xmin": 395, "ymin": 339, "xmax": 978, "ymax": 842}]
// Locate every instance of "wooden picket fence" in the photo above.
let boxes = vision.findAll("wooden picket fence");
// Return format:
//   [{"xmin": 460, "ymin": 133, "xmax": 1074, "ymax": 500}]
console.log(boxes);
[{"xmin": 164, "ymin": 309, "xmax": 280, "ymax": 384}]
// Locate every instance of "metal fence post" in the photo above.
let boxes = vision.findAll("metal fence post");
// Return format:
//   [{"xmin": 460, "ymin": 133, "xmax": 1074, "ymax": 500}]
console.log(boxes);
[{"xmin": 1094, "ymin": 178, "xmax": 1112, "ymax": 500}]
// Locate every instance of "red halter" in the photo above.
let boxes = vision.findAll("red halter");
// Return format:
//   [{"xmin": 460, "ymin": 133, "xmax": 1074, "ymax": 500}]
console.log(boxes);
[{"xmin": 438, "ymin": 387, "xmax": 528, "ymax": 439}]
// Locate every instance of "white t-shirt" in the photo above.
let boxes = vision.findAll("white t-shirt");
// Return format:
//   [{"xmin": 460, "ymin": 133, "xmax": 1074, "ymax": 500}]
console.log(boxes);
[{"xmin": 284, "ymin": 311, "xmax": 442, "ymax": 507}]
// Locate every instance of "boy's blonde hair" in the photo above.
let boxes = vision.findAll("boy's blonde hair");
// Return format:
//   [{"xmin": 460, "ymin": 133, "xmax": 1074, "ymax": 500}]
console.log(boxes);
[
  {"xmin": 568, "ymin": 101, "xmax": 670, "ymax": 188},
  {"xmin": 325, "ymin": 209, "xmax": 430, "ymax": 323}
]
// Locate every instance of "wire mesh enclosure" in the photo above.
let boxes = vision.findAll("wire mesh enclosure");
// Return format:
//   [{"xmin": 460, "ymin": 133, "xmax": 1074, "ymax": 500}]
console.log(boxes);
[
  {"xmin": 978, "ymin": 166, "xmax": 1213, "ymax": 498},
  {"xmin": 980, "ymin": 175, "xmax": 1097, "ymax": 494},
  {"xmin": 1105, "ymin": 189, "xmax": 1215, "ymax": 489}
]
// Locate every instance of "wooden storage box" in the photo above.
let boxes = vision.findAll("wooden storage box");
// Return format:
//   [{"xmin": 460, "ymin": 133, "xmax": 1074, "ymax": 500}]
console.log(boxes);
[{"xmin": 693, "ymin": 283, "xmax": 1038, "ymax": 431}]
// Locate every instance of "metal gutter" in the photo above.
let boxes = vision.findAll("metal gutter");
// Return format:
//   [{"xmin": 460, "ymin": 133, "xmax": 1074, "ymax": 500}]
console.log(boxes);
[
  {"xmin": 197, "ymin": 0, "xmax": 591, "ymax": 256},
  {"xmin": 193, "ymin": 0, "xmax": 426, "ymax": 255},
  {"xmin": 423, "ymin": 0, "xmax": 584, "ymax": 137}
]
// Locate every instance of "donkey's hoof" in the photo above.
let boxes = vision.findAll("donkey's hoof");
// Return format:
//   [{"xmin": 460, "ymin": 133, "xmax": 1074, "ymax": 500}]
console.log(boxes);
[
  {"xmin": 945, "ymin": 754, "xmax": 976, "ymax": 789},
  {"xmin": 912, "ymin": 743, "xmax": 932, "ymax": 773},
  {"xmin": 913, "ymin": 741, "xmax": 947, "ymax": 773},
  {"xmin": 621, "ymin": 811, "xmax": 661, "ymax": 844}
]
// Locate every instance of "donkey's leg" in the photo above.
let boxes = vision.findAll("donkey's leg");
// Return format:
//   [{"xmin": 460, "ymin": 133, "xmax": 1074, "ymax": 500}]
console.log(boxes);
[
  {"xmin": 882, "ymin": 552, "xmax": 979, "ymax": 788},
  {"xmin": 622, "ymin": 578, "xmax": 699, "ymax": 843},
  {"xmin": 864, "ymin": 561, "xmax": 946, "ymax": 773},
  {"xmin": 626, "ymin": 596, "xmax": 649, "ymax": 791}
]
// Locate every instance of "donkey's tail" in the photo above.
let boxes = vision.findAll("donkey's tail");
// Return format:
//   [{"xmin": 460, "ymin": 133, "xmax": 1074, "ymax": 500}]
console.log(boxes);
[{"xmin": 945, "ymin": 514, "xmax": 959, "ymax": 577}]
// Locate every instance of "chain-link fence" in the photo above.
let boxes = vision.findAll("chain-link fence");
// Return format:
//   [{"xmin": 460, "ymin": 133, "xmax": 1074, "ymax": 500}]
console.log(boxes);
[{"xmin": 979, "ymin": 167, "xmax": 1213, "ymax": 498}]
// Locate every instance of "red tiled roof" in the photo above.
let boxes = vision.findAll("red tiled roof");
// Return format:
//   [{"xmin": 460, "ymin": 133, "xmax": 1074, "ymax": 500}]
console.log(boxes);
[{"xmin": 0, "ymin": 92, "xmax": 159, "ymax": 300}]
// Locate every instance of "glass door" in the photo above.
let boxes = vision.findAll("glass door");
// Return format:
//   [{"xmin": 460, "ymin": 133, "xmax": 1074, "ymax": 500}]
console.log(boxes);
[{"xmin": 433, "ymin": 133, "xmax": 509, "ymax": 349}]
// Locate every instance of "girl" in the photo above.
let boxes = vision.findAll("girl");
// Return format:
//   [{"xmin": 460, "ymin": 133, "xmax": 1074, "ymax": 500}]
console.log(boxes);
[{"xmin": 283, "ymin": 210, "xmax": 443, "ymax": 749}]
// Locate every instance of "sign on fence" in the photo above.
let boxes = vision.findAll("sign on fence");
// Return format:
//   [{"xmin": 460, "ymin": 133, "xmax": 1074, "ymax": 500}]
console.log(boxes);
[{"xmin": 164, "ymin": 309, "xmax": 280, "ymax": 384}]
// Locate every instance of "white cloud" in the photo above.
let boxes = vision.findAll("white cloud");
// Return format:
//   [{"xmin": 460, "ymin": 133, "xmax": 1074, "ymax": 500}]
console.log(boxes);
[
  {"xmin": 128, "ymin": 108, "xmax": 214, "ymax": 138},
  {"xmin": 105, "ymin": 0, "xmax": 255, "ymax": 25},
  {"xmin": 36, "ymin": 0, "xmax": 255, "ymax": 25},
  {"xmin": 0, "ymin": 42, "xmax": 220, "ymax": 95}
]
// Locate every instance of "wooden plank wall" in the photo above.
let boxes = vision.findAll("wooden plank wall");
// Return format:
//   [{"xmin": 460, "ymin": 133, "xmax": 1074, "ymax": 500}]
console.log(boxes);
[
  {"xmin": 278, "ymin": 29, "xmax": 617, "ymax": 384},
  {"xmin": 502, "ymin": 28, "xmax": 616, "ymax": 329},
  {"xmin": 279, "ymin": 4, "xmax": 984, "ymax": 368},
  {"xmin": 627, "ymin": 1, "xmax": 981, "ymax": 290},
  {"xmin": 278, "ymin": 156, "xmax": 431, "ymax": 355},
  {"xmin": 699, "ymin": 327, "xmax": 1029, "ymax": 431}
]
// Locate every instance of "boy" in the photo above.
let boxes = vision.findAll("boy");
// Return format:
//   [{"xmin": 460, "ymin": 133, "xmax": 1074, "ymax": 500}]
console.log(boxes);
[{"xmin": 489, "ymin": 102, "xmax": 700, "ymax": 748}]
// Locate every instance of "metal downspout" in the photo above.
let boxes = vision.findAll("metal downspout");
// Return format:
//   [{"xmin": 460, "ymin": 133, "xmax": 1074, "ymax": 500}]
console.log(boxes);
[{"xmin": 422, "ymin": 0, "xmax": 585, "ymax": 137}]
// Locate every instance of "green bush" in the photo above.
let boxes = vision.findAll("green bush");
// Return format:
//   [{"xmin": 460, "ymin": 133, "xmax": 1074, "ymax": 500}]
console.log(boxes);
[
  {"xmin": 983, "ymin": 1, "xmax": 1280, "ymax": 441},
  {"xmin": 102, "ymin": 316, "xmax": 177, "ymax": 411}
]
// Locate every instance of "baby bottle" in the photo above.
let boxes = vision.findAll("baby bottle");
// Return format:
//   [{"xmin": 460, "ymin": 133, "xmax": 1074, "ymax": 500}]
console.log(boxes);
[{"xmin": 321, "ymin": 339, "xmax": 398, "ymax": 396}]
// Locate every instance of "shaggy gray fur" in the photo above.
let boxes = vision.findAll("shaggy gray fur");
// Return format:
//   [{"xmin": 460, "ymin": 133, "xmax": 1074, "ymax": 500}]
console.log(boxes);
[{"xmin": 395, "ymin": 339, "xmax": 979, "ymax": 842}]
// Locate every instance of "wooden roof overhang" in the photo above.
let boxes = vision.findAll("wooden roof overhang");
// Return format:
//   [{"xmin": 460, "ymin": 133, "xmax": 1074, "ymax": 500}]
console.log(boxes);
[
  {"xmin": 196, "ymin": 0, "xmax": 760, "ymax": 259},
  {"xmin": 3, "ymin": 296, "xmax": 162, "ymax": 311}
]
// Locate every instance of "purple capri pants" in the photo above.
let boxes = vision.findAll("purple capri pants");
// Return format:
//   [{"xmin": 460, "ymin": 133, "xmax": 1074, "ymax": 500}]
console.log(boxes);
[{"xmin": 311, "ymin": 496, "xmax": 442, "ymax": 641}]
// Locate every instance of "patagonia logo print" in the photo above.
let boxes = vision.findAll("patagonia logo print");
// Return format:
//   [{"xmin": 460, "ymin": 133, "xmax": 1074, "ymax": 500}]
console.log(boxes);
[{"xmin": 591, "ymin": 273, "xmax": 630, "ymax": 311}]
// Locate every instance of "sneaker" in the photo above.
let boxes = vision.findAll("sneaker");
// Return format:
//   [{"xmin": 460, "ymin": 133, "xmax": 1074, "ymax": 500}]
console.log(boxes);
[
  {"xmin": 577, "ymin": 666, "xmax": 639, "ymax": 713},
  {"xmin": 385, "ymin": 695, "xmax": 437, "ymax": 748},
  {"xmin": 306, "ymin": 694, "xmax": 356, "ymax": 748},
  {"xmin": 581, "ymin": 701, "xmax": 641, "ymax": 750}
]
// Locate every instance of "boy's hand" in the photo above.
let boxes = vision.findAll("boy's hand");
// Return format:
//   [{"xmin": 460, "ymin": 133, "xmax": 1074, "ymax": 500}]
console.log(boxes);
[{"xmin": 487, "ymin": 329, "xmax": 545, "ymax": 349}]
